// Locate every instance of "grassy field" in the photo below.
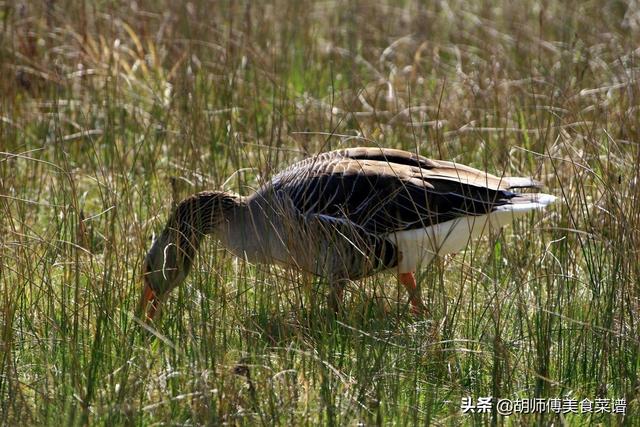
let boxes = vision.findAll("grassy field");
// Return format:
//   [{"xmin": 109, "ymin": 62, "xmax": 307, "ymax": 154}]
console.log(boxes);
[{"xmin": 1, "ymin": 0, "xmax": 639, "ymax": 425}]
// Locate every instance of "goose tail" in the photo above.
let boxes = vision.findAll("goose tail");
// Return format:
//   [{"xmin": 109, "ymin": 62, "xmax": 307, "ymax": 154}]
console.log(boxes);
[{"xmin": 496, "ymin": 193, "xmax": 557, "ymax": 213}]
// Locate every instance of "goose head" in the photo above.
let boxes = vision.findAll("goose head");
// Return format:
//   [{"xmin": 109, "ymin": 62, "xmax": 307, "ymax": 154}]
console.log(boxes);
[
  {"xmin": 141, "ymin": 228, "xmax": 194, "ymax": 319},
  {"xmin": 139, "ymin": 191, "xmax": 243, "ymax": 320}
]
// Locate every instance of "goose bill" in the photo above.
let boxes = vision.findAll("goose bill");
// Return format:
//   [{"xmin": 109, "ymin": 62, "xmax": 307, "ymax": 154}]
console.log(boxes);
[{"xmin": 140, "ymin": 276, "xmax": 160, "ymax": 320}]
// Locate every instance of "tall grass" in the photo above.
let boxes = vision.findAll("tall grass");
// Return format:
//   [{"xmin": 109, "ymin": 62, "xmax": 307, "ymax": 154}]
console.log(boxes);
[{"xmin": 1, "ymin": 0, "xmax": 638, "ymax": 424}]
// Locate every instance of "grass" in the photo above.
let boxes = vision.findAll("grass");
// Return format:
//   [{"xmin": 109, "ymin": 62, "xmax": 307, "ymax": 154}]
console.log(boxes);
[{"xmin": 1, "ymin": 0, "xmax": 639, "ymax": 425}]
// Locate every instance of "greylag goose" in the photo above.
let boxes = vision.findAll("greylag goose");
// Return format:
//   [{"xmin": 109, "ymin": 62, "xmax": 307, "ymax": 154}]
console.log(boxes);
[{"xmin": 141, "ymin": 147, "xmax": 555, "ymax": 319}]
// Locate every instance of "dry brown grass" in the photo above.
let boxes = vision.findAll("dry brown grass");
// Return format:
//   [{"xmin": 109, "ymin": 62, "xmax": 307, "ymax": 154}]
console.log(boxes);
[{"xmin": 1, "ymin": 0, "xmax": 638, "ymax": 424}]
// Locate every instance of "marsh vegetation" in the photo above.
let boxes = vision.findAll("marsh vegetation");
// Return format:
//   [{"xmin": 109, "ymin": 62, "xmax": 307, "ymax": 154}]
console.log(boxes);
[{"xmin": 1, "ymin": 0, "xmax": 638, "ymax": 424}]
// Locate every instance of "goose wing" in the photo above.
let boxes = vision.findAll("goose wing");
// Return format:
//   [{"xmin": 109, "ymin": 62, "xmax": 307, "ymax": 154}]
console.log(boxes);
[{"xmin": 268, "ymin": 147, "xmax": 540, "ymax": 235}]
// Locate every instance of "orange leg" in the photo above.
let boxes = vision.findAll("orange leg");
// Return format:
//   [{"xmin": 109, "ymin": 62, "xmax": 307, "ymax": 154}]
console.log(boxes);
[{"xmin": 399, "ymin": 272, "xmax": 426, "ymax": 316}]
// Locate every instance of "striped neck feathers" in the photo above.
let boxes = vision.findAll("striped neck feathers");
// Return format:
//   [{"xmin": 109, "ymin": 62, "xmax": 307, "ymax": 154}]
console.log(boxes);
[{"xmin": 144, "ymin": 191, "xmax": 245, "ymax": 297}]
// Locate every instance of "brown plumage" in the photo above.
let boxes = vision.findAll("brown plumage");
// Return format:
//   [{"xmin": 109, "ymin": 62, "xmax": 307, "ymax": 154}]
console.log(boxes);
[{"xmin": 141, "ymin": 147, "xmax": 555, "ymax": 318}]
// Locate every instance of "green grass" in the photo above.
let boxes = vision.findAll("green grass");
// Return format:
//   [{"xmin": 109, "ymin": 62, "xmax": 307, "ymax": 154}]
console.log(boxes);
[{"xmin": 1, "ymin": 0, "xmax": 639, "ymax": 425}]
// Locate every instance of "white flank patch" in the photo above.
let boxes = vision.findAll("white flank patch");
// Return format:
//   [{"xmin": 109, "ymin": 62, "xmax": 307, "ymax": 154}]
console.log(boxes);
[{"xmin": 390, "ymin": 193, "xmax": 556, "ymax": 273}]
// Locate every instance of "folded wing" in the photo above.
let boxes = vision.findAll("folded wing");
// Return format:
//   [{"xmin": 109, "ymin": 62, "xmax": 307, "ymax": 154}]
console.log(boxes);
[{"xmin": 269, "ymin": 147, "xmax": 547, "ymax": 235}]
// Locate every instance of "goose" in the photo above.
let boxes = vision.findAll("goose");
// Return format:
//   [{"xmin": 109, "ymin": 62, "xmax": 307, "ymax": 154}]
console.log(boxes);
[{"xmin": 140, "ymin": 147, "xmax": 555, "ymax": 319}]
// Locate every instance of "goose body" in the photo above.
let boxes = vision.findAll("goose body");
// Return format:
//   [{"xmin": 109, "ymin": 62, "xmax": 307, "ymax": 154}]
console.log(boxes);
[{"xmin": 141, "ymin": 147, "xmax": 555, "ymax": 318}]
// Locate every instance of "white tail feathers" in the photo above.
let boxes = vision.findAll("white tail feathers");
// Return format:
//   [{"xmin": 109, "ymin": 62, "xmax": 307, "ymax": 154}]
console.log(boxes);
[{"xmin": 495, "ymin": 193, "xmax": 557, "ymax": 213}]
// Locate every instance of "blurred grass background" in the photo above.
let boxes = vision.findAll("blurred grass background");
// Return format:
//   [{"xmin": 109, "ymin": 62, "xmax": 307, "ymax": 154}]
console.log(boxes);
[{"xmin": 1, "ymin": 0, "xmax": 639, "ymax": 425}]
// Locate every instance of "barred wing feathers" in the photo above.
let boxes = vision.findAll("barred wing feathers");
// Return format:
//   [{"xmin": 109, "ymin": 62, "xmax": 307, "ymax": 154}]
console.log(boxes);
[{"xmin": 268, "ymin": 147, "xmax": 551, "ymax": 236}]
